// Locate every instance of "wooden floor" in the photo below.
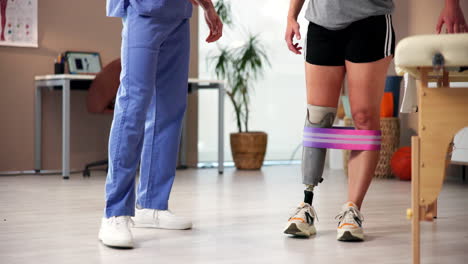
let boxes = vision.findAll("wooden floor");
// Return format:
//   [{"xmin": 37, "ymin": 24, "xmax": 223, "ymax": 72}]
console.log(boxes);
[{"xmin": 0, "ymin": 165, "xmax": 467, "ymax": 264}]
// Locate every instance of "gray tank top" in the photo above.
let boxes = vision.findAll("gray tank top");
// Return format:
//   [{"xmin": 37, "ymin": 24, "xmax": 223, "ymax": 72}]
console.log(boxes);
[{"xmin": 305, "ymin": 0, "xmax": 394, "ymax": 30}]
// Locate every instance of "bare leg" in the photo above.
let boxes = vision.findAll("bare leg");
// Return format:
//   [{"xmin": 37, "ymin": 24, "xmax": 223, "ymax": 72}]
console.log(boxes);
[
  {"xmin": 346, "ymin": 56, "xmax": 392, "ymax": 209},
  {"xmin": 305, "ymin": 63, "xmax": 345, "ymax": 106}
]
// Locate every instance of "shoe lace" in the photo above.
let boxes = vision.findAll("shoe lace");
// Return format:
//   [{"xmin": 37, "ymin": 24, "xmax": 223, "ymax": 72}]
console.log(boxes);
[
  {"xmin": 335, "ymin": 207, "xmax": 364, "ymax": 223},
  {"xmin": 290, "ymin": 204, "xmax": 319, "ymax": 223}
]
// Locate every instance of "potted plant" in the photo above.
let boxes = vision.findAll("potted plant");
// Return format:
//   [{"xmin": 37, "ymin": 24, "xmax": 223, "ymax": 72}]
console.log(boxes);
[{"xmin": 210, "ymin": 1, "xmax": 270, "ymax": 170}]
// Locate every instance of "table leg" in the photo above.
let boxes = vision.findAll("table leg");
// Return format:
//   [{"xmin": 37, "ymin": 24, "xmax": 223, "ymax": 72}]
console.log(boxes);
[
  {"xmin": 218, "ymin": 83, "xmax": 225, "ymax": 174},
  {"xmin": 62, "ymin": 80, "xmax": 70, "ymax": 180},
  {"xmin": 412, "ymin": 136, "xmax": 421, "ymax": 264},
  {"xmin": 463, "ymin": 165, "xmax": 466, "ymax": 182},
  {"xmin": 34, "ymin": 84, "xmax": 42, "ymax": 173}
]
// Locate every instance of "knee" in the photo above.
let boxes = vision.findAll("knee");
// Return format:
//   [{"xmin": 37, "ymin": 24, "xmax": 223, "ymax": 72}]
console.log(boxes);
[{"xmin": 352, "ymin": 109, "xmax": 379, "ymax": 130}]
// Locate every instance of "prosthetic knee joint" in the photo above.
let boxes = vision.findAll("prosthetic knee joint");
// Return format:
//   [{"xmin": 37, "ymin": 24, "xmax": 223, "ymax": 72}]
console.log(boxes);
[{"xmin": 302, "ymin": 104, "xmax": 382, "ymax": 186}]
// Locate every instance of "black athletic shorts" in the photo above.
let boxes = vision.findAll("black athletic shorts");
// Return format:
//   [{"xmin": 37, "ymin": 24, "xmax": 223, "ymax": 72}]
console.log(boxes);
[{"xmin": 305, "ymin": 14, "xmax": 395, "ymax": 66}]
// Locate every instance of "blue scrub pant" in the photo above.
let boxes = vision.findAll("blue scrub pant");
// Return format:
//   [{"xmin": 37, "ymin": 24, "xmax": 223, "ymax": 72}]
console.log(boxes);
[{"xmin": 104, "ymin": 6, "xmax": 190, "ymax": 218}]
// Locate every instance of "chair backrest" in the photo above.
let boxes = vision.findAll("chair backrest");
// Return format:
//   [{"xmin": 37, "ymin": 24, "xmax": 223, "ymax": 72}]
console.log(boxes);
[{"xmin": 86, "ymin": 58, "xmax": 121, "ymax": 114}]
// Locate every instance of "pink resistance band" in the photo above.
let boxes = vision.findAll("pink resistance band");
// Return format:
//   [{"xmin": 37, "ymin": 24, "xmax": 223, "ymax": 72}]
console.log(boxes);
[{"xmin": 303, "ymin": 127, "xmax": 381, "ymax": 151}]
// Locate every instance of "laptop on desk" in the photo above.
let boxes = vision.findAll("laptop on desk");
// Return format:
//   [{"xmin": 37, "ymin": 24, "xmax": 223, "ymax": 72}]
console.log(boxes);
[{"xmin": 65, "ymin": 51, "xmax": 102, "ymax": 75}]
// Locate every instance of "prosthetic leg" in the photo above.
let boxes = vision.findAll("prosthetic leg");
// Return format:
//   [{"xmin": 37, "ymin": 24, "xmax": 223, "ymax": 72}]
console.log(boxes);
[
  {"xmin": 284, "ymin": 105, "xmax": 336, "ymax": 237},
  {"xmin": 302, "ymin": 105, "xmax": 337, "ymax": 189}
]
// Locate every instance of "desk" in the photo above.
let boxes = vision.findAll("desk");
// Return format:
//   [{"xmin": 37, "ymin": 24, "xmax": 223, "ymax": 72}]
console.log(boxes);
[{"xmin": 34, "ymin": 74, "xmax": 225, "ymax": 179}]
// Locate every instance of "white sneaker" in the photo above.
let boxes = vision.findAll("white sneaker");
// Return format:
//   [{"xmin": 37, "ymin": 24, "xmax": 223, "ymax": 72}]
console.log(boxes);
[
  {"xmin": 336, "ymin": 202, "xmax": 364, "ymax": 242},
  {"xmin": 98, "ymin": 216, "xmax": 134, "ymax": 248},
  {"xmin": 283, "ymin": 202, "xmax": 317, "ymax": 237},
  {"xmin": 133, "ymin": 208, "xmax": 192, "ymax": 230}
]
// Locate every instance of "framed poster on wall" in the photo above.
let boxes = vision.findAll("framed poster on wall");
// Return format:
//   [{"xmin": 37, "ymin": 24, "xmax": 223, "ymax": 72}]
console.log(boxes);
[{"xmin": 0, "ymin": 0, "xmax": 38, "ymax": 48}]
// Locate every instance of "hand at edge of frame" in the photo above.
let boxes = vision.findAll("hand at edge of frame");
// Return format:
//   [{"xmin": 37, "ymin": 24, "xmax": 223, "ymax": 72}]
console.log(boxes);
[{"xmin": 436, "ymin": 1, "xmax": 467, "ymax": 34}]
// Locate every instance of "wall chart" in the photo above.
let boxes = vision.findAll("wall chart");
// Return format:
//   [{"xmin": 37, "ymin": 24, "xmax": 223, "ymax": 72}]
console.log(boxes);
[{"xmin": 0, "ymin": 0, "xmax": 38, "ymax": 48}]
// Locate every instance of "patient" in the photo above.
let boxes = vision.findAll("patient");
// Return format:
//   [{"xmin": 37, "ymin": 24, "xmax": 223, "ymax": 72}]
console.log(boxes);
[{"xmin": 283, "ymin": 0, "xmax": 466, "ymax": 242}]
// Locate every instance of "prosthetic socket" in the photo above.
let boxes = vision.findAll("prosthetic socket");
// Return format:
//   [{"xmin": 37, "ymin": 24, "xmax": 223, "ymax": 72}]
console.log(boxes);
[{"xmin": 302, "ymin": 105, "xmax": 337, "ymax": 186}]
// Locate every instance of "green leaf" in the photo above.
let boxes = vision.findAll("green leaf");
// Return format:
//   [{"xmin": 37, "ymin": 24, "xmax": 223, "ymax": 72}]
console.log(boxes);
[{"xmin": 214, "ymin": 0, "xmax": 233, "ymax": 27}]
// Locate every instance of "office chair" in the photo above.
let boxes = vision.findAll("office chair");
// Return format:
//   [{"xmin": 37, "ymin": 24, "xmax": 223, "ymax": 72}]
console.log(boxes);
[{"xmin": 83, "ymin": 58, "xmax": 121, "ymax": 177}]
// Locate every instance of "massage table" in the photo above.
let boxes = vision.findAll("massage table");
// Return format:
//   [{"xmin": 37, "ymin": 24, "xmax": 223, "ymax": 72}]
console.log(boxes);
[{"xmin": 395, "ymin": 33, "xmax": 468, "ymax": 264}]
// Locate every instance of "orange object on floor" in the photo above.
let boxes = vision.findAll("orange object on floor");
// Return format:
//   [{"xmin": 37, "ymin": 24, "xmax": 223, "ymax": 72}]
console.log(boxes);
[
  {"xmin": 380, "ymin": 92, "xmax": 394, "ymax": 117},
  {"xmin": 391, "ymin": 146, "xmax": 411, "ymax": 181}
]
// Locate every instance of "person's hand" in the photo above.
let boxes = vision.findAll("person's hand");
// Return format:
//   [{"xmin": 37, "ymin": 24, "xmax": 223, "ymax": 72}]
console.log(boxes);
[
  {"xmin": 285, "ymin": 19, "xmax": 302, "ymax": 54},
  {"xmin": 189, "ymin": 0, "xmax": 223, "ymax": 42},
  {"xmin": 203, "ymin": 7, "xmax": 223, "ymax": 43},
  {"xmin": 436, "ymin": 2, "xmax": 467, "ymax": 33}
]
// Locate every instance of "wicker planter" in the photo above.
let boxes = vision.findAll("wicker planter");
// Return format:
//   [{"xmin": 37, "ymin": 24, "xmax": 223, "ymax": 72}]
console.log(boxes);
[
  {"xmin": 230, "ymin": 132, "xmax": 268, "ymax": 170},
  {"xmin": 343, "ymin": 117, "xmax": 400, "ymax": 178},
  {"xmin": 375, "ymin": 117, "xmax": 400, "ymax": 178}
]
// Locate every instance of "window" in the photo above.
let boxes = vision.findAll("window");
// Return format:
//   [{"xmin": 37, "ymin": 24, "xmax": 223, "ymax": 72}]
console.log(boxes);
[{"xmin": 198, "ymin": 0, "xmax": 310, "ymax": 163}]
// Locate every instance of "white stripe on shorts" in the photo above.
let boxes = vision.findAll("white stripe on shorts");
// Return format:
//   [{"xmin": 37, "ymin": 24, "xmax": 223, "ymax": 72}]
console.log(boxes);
[
  {"xmin": 304, "ymin": 33, "xmax": 308, "ymax": 60},
  {"xmin": 384, "ymin": 14, "xmax": 390, "ymax": 57},
  {"xmin": 387, "ymin": 15, "xmax": 393, "ymax": 56}
]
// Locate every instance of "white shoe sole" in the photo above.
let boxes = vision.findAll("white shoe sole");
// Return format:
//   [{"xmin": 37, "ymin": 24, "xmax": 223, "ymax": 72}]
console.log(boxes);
[
  {"xmin": 98, "ymin": 234, "xmax": 134, "ymax": 248},
  {"xmin": 283, "ymin": 222, "xmax": 316, "ymax": 237},
  {"xmin": 337, "ymin": 228, "xmax": 364, "ymax": 242},
  {"xmin": 132, "ymin": 221, "xmax": 192, "ymax": 230}
]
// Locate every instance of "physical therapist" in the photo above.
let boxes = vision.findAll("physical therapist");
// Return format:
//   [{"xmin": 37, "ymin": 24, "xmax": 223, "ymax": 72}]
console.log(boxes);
[{"xmin": 99, "ymin": 0, "xmax": 223, "ymax": 248}]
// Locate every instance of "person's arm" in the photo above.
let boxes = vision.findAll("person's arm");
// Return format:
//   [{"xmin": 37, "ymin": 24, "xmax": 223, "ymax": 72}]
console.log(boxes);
[
  {"xmin": 285, "ymin": 0, "xmax": 306, "ymax": 54},
  {"xmin": 436, "ymin": 0, "xmax": 467, "ymax": 33},
  {"xmin": 189, "ymin": 0, "xmax": 223, "ymax": 42}
]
